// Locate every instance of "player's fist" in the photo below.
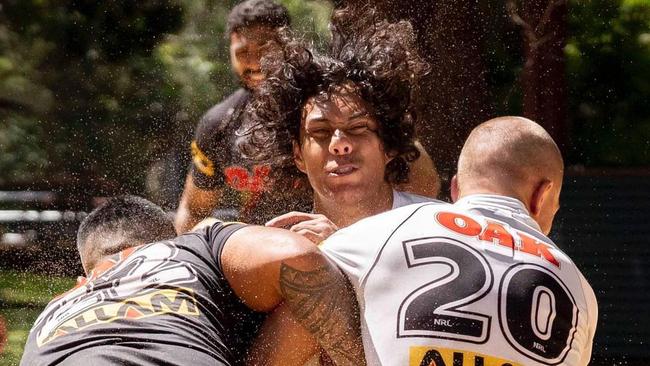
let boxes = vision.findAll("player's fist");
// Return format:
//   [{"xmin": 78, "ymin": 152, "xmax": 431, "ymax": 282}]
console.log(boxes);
[{"xmin": 266, "ymin": 211, "xmax": 338, "ymax": 244}]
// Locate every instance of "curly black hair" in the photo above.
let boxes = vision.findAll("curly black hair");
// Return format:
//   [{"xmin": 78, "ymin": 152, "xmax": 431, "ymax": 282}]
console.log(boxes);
[
  {"xmin": 227, "ymin": 0, "xmax": 291, "ymax": 35},
  {"xmin": 236, "ymin": 6, "xmax": 429, "ymax": 186}
]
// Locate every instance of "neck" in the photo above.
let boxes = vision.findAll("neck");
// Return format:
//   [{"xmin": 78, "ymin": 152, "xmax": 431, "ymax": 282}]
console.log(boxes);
[
  {"xmin": 458, "ymin": 185, "xmax": 531, "ymax": 212},
  {"xmin": 313, "ymin": 184, "xmax": 394, "ymax": 228}
]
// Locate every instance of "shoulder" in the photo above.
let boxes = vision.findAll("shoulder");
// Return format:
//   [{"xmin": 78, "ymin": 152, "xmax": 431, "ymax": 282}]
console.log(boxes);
[
  {"xmin": 322, "ymin": 202, "xmax": 445, "ymax": 255},
  {"xmin": 321, "ymin": 203, "xmax": 451, "ymax": 288},
  {"xmin": 392, "ymin": 190, "xmax": 445, "ymax": 208},
  {"xmin": 196, "ymin": 88, "xmax": 251, "ymax": 138},
  {"xmin": 226, "ymin": 225, "xmax": 316, "ymax": 255},
  {"xmin": 176, "ymin": 222, "xmax": 249, "ymax": 267},
  {"xmin": 204, "ymin": 223, "xmax": 318, "ymax": 273}
]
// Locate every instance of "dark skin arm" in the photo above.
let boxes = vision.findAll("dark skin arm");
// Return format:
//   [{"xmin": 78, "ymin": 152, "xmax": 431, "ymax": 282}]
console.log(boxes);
[
  {"xmin": 175, "ymin": 173, "xmax": 223, "ymax": 234},
  {"xmin": 221, "ymin": 226, "xmax": 365, "ymax": 366},
  {"xmin": 246, "ymin": 303, "xmax": 339, "ymax": 366},
  {"xmin": 246, "ymin": 303, "xmax": 319, "ymax": 366}
]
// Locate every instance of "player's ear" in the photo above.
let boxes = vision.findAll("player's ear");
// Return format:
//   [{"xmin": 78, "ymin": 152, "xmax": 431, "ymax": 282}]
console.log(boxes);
[
  {"xmin": 293, "ymin": 141, "xmax": 306, "ymax": 173},
  {"xmin": 529, "ymin": 178, "xmax": 553, "ymax": 218},
  {"xmin": 450, "ymin": 174, "xmax": 460, "ymax": 202},
  {"xmin": 384, "ymin": 149, "xmax": 397, "ymax": 165}
]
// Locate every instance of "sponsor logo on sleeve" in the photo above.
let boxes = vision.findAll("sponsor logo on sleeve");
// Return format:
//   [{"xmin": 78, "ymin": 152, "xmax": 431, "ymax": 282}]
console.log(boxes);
[{"xmin": 191, "ymin": 141, "xmax": 215, "ymax": 177}]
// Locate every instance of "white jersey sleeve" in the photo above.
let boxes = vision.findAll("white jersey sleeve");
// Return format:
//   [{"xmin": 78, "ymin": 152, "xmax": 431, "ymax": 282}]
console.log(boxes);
[
  {"xmin": 321, "ymin": 203, "xmax": 433, "ymax": 292},
  {"xmin": 322, "ymin": 193, "xmax": 440, "ymax": 295},
  {"xmin": 323, "ymin": 202, "xmax": 598, "ymax": 366}
]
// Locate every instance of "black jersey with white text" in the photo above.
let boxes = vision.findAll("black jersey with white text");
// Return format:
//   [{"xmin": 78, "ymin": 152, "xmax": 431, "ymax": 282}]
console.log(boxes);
[
  {"xmin": 190, "ymin": 88, "xmax": 311, "ymax": 224},
  {"xmin": 21, "ymin": 223, "xmax": 264, "ymax": 366}
]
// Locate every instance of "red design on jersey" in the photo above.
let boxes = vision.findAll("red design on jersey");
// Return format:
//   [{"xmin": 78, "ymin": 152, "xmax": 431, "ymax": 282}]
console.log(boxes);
[
  {"xmin": 53, "ymin": 246, "xmax": 142, "ymax": 301},
  {"xmin": 436, "ymin": 212, "xmax": 482, "ymax": 236},
  {"xmin": 519, "ymin": 232, "xmax": 560, "ymax": 268},
  {"xmin": 435, "ymin": 211, "xmax": 560, "ymax": 268},
  {"xmin": 224, "ymin": 165, "xmax": 270, "ymax": 193}
]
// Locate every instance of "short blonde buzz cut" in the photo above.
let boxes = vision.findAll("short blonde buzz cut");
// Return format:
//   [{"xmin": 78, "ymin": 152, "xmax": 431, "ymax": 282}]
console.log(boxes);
[{"xmin": 457, "ymin": 116, "xmax": 564, "ymax": 200}]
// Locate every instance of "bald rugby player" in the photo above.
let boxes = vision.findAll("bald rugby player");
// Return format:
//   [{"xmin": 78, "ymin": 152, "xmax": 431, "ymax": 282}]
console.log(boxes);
[
  {"xmin": 21, "ymin": 196, "xmax": 364, "ymax": 366},
  {"xmin": 255, "ymin": 117, "xmax": 598, "ymax": 366}
]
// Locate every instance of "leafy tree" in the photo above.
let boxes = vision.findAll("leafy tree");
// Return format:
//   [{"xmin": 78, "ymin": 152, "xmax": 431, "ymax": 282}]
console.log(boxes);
[
  {"xmin": 0, "ymin": 0, "xmax": 330, "ymax": 202},
  {"xmin": 0, "ymin": 0, "xmax": 647, "ymax": 200},
  {"xmin": 565, "ymin": 0, "xmax": 650, "ymax": 165},
  {"xmin": 472, "ymin": 0, "xmax": 650, "ymax": 166},
  {"xmin": 0, "ymin": 0, "xmax": 185, "ymax": 197}
]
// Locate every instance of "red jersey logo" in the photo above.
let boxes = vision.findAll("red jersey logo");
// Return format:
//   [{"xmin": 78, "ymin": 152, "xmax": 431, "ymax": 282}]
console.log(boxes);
[{"xmin": 224, "ymin": 165, "xmax": 270, "ymax": 193}]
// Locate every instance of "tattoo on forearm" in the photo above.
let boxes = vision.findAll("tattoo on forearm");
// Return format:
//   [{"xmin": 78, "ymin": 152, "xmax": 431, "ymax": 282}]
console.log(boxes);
[{"xmin": 279, "ymin": 263, "xmax": 365, "ymax": 366}]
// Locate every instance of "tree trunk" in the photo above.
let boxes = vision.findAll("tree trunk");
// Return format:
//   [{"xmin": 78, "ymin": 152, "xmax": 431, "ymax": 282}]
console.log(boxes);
[
  {"xmin": 340, "ymin": 0, "xmax": 493, "ymax": 196},
  {"xmin": 517, "ymin": 0, "xmax": 569, "ymax": 151}
]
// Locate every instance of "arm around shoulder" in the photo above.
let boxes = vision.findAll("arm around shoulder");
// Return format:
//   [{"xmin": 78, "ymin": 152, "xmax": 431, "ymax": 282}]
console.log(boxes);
[{"xmin": 221, "ymin": 226, "xmax": 366, "ymax": 366}]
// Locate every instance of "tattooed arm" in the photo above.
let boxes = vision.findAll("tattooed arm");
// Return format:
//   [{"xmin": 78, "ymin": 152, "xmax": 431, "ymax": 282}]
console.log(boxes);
[{"xmin": 221, "ymin": 226, "xmax": 365, "ymax": 366}]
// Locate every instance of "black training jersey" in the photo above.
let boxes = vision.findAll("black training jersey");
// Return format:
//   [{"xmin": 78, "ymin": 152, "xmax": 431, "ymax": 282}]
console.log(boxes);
[
  {"xmin": 190, "ymin": 88, "xmax": 311, "ymax": 224},
  {"xmin": 21, "ymin": 223, "xmax": 264, "ymax": 366}
]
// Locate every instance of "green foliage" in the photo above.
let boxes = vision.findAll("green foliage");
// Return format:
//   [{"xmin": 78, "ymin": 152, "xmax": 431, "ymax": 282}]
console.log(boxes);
[
  {"xmin": 0, "ymin": 270, "xmax": 75, "ymax": 366},
  {"xmin": 0, "ymin": 115, "xmax": 49, "ymax": 183},
  {"xmin": 0, "ymin": 0, "xmax": 186, "ymax": 192},
  {"xmin": 282, "ymin": 0, "xmax": 332, "ymax": 48},
  {"xmin": 0, "ymin": 0, "xmax": 331, "ymax": 194},
  {"xmin": 482, "ymin": 0, "xmax": 650, "ymax": 166},
  {"xmin": 2, "ymin": 0, "xmax": 646, "ymax": 193},
  {"xmin": 566, "ymin": 0, "xmax": 650, "ymax": 165},
  {"xmin": 481, "ymin": 0, "xmax": 525, "ymax": 116}
]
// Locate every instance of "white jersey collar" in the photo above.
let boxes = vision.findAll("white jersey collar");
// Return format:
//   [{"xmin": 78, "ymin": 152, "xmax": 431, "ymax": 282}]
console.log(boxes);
[
  {"xmin": 391, "ymin": 190, "xmax": 441, "ymax": 209},
  {"xmin": 455, "ymin": 194, "xmax": 543, "ymax": 233}
]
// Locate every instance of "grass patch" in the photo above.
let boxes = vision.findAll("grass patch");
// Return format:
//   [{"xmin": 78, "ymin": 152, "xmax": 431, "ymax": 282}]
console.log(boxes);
[{"xmin": 0, "ymin": 270, "xmax": 75, "ymax": 366}]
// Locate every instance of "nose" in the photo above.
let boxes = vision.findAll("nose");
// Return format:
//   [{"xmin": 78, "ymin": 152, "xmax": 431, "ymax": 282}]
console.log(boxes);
[
  {"xmin": 328, "ymin": 129, "xmax": 353, "ymax": 155},
  {"xmin": 242, "ymin": 51, "xmax": 259, "ymax": 69},
  {"xmin": 248, "ymin": 48, "xmax": 262, "ymax": 65}
]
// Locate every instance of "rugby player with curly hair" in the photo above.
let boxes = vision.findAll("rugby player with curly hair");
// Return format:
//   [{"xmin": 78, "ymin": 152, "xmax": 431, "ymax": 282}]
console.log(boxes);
[
  {"xmin": 236, "ymin": 6, "xmax": 441, "ymax": 245},
  {"xmin": 175, "ymin": 0, "xmax": 314, "ymax": 233}
]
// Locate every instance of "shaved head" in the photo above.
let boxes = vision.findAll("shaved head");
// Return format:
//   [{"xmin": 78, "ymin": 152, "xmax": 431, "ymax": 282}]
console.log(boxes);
[
  {"xmin": 455, "ymin": 116, "xmax": 564, "ymax": 233},
  {"xmin": 77, "ymin": 196, "xmax": 176, "ymax": 274}
]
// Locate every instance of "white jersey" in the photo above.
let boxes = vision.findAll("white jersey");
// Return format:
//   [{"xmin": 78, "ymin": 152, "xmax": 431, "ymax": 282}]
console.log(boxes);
[{"xmin": 321, "ymin": 194, "xmax": 598, "ymax": 366}]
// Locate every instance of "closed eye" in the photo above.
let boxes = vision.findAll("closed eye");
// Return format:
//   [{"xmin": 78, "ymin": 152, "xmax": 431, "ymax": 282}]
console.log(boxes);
[
  {"xmin": 306, "ymin": 128, "xmax": 332, "ymax": 139},
  {"xmin": 347, "ymin": 124, "xmax": 372, "ymax": 135}
]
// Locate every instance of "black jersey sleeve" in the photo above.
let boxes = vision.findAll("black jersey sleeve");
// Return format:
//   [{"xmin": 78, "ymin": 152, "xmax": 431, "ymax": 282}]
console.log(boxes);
[
  {"xmin": 197, "ymin": 221, "xmax": 248, "ymax": 272},
  {"xmin": 190, "ymin": 89, "xmax": 250, "ymax": 189}
]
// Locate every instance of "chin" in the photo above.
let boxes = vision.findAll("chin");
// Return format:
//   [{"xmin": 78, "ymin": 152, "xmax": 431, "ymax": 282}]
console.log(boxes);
[{"xmin": 322, "ymin": 183, "xmax": 366, "ymax": 203}]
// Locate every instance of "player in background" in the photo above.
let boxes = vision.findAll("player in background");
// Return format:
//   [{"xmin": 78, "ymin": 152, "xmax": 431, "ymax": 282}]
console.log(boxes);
[
  {"xmin": 21, "ymin": 196, "xmax": 364, "ymax": 366},
  {"xmin": 237, "ymin": 7, "xmax": 441, "ymax": 244},
  {"xmin": 253, "ymin": 117, "xmax": 598, "ymax": 366},
  {"xmin": 174, "ymin": 0, "xmax": 310, "ymax": 233},
  {"xmin": 176, "ymin": 0, "xmax": 439, "ymax": 234}
]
